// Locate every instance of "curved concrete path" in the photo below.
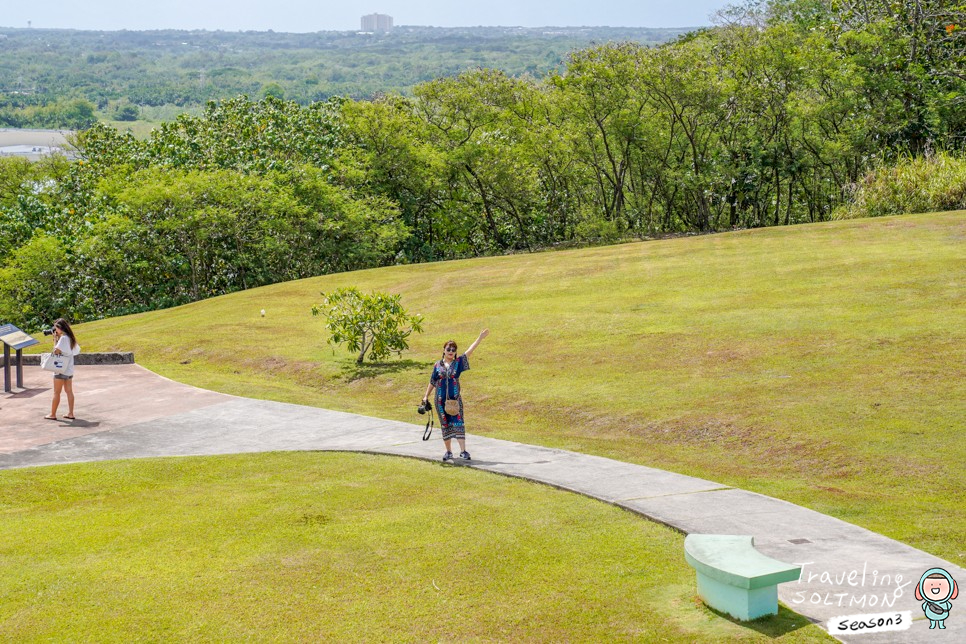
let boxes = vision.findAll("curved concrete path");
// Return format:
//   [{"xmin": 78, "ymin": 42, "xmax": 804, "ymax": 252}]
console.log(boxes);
[{"xmin": 2, "ymin": 364, "xmax": 962, "ymax": 643}]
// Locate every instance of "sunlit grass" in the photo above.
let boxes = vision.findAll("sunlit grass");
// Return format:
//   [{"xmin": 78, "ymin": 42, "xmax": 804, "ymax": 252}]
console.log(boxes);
[
  {"xmin": 72, "ymin": 212, "xmax": 966, "ymax": 564},
  {"xmin": 0, "ymin": 453, "xmax": 830, "ymax": 641}
]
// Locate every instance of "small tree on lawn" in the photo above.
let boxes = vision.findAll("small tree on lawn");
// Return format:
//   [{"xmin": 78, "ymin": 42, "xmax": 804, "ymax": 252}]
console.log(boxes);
[{"xmin": 312, "ymin": 287, "xmax": 424, "ymax": 364}]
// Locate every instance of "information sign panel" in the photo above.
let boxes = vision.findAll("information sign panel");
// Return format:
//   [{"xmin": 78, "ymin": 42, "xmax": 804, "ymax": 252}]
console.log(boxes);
[
  {"xmin": 1, "ymin": 323, "xmax": 39, "ymax": 392},
  {"xmin": 0, "ymin": 324, "xmax": 39, "ymax": 351}
]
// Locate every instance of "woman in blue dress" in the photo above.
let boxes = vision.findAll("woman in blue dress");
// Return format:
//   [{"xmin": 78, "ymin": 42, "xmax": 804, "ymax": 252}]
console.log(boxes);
[{"xmin": 422, "ymin": 329, "xmax": 489, "ymax": 462}]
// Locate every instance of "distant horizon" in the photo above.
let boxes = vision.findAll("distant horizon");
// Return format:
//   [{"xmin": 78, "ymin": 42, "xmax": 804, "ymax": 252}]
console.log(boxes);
[
  {"xmin": 0, "ymin": 23, "xmax": 702, "ymax": 34},
  {"xmin": 2, "ymin": 1, "xmax": 731, "ymax": 33}
]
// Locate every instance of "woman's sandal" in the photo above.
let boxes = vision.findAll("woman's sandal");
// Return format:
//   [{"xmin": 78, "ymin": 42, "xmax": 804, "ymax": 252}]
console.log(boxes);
[
  {"xmin": 44, "ymin": 415, "xmax": 57, "ymax": 420},
  {"xmin": 65, "ymin": 415, "xmax": 75, "ymax": 420}
]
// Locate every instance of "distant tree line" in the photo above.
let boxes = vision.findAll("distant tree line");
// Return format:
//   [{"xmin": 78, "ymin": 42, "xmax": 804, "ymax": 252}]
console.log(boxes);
[
  {"xmin": 0, "ymin": 0, "xmax": 963, "ymax": 329},
  {"xmin": 0, "ymin": 96, "xmax": 97, "ymax": 130},
  {"xmin": 0, "ymin": 25, "xmax": 687, "ymax": 128}
]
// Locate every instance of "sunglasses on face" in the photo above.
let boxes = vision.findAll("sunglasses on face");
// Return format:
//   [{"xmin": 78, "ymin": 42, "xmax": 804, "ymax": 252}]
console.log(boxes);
[{"xmin": 445, "ymin": 348, "xmax": 457, "ymax": 353}]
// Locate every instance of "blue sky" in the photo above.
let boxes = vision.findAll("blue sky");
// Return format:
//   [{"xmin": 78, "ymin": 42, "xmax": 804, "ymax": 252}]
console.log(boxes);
[{"xmin": 2, "ymin": 1, "xmax": 734, "ymax": 32}]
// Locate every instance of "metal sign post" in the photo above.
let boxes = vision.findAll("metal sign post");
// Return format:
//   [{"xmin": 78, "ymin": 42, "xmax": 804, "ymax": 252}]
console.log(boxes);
[{"xmin": 0, "ymin": 323, "xmax": 40, "ymax": 392}]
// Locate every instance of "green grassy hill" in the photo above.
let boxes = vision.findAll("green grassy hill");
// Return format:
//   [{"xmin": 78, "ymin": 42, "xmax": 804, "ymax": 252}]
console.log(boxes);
[{"xmin": 77, "ymin": 211, "xmax": 965, "ymax": 563}]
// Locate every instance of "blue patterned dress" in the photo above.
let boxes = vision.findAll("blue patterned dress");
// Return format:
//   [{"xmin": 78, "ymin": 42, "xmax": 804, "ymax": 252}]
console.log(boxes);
[{"xmin": 430, "ymin": 354, "xmax": 470, "ymax": 440}]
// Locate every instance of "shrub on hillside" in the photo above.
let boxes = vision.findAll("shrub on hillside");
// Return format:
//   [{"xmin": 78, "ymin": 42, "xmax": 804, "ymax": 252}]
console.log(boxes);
[
  {"xmin": 834, "ymin": 153, "xmax": 966, "ymax": 219},
  {"xmin": 0, "ymin": 235, "xmax": 72, "ymax": 329},
  {"xmin": 312, "ymin": 287, "xmax": 424, "ymax": 365}
]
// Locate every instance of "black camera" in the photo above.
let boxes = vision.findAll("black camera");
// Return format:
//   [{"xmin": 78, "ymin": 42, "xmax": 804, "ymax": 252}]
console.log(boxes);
[
  {"xmin": 417, "ymin": 400, "xmax": 432, "ymax": 415},
  {"xmin": 42, "ymin": 328, "xmax": 54, "ymax": 336}
]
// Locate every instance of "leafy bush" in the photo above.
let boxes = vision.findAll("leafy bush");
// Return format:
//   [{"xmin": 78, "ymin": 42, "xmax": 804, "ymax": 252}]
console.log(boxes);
[
  {"xmin": 312, "ymin": 287, "xmax": 424, "ymax": 364},
  {"xmin": 834, "ymin": 153, "xmax": 966, "ymax": 219},
  {"xmin": 114, "ymin": 104, "xmax": 140, "ymax": 121},
  {"xmin": 0, "ymin": 235, "xmax": 72, "ymax": 329}
]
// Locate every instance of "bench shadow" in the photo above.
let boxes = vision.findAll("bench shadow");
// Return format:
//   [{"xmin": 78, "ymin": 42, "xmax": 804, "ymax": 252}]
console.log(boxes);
[{"xmin": 705, "ymin": 603, "xmax": 820, "ymax": 638}]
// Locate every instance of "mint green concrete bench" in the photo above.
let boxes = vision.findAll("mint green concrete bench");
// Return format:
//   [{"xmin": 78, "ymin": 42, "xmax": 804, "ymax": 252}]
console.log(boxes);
[{"xmin": 684, "ymin": 534, "xmax": 801, "ymax": 621}]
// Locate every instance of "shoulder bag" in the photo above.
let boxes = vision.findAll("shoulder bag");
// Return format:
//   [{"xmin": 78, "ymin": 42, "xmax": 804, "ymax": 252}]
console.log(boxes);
[
  {"xmin": 40, "ymin": 352, "xmax": 70, "ymax": 375},
  {"xmin": 443, "ymin": 361, "xmax": 461, "ymax": 416}
]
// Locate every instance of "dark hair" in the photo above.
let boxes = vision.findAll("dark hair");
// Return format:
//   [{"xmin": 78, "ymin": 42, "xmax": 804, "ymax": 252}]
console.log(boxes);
[
  {"xmin": 443, "ymin": 340, "xmax": 457, "ymax": 351},
  {"xmin": 53, "ymin": 318, "xmax": 77, "ymax": 350}
]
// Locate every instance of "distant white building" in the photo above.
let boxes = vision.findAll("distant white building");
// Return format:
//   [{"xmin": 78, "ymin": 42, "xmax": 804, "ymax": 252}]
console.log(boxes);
[{"xmin": 361, "ymin": 13, "xmax": 393, "ymax": 32}]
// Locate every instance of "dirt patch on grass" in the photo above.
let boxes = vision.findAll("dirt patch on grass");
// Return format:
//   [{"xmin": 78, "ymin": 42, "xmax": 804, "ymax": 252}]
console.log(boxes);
[
  {"xmin": 814, "ymin": 485, "xmax": 849, "ymax": 495},
  {"xmin": 636, "ymin": 415, "xmax": 758, "ymax": 445},
  {"xmin": 550, "ymin": 409, "xmax": 881, "ymax": 480},
  {"xmin": 262, "ymin": 356, "xmax": 288, "ymax": 370}
]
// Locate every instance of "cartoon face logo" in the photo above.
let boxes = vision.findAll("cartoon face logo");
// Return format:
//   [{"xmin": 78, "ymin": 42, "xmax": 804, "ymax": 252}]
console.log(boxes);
[
  {"xmin": 915, "ymin": 568, "xmax": 959, "ymax": 630},
  {"xmin": 923, "ymin": 576, "xmax": 953, "ymax": 601}
]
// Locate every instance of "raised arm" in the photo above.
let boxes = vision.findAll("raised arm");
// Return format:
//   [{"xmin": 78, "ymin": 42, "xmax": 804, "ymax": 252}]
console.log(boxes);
[{"xmin": 464, "ymin": 328, "xmax": 489, "ymax": 358}]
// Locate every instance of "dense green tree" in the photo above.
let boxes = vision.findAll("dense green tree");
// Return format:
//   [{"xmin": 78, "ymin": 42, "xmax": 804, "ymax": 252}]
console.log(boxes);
[
  {"xmin": 761, "ymin": 0, "xmax": 966, "ymax": 153},
  {"xmin": 709, "ymin": 21, "xmax": 868, "ymax": 226},
  {"xmin": 415, "ymin": 69, "xmax": 547, "ymax": 253},
  {"xmin": 90, "ymin": 167, "xmax": 304, "ymax": 302},
  {"xmin": 74, "ymin": 96, "xmax": 345, "ymax": 177},
  {"xmin": 550, "ymin": 44, "xmax": 654, "ymax": 230},
  {"xmin": 0, "ymin": 158, "xmax": 34, "ymax": 209},
  {"xmin": 0, "ymin": 235, "xmax": 72, "ymax": 329},
  {"xmin": 829, "ymin": 0, "xmax": 964, "ymax": 151},
  {"xmin": 114, "ymin": 104, "xmax": 140, "ymax": 121},
  {"xmin": 340, "ymin": 95, "xmax": 449, "ymax": 262},
  {"xmin": 261, "ymin": 83, "xmax": 286, "ymax": 100},
  {"xmin": 0, "ymin": 98, "xmax": 97, "ymax": 129},
  {"xmin": 287, "ymin": 166, "xmax": 409, "ymax": 274},
  {"xmin": 312, "ymin": 287, "xmax": 424, "ymax": 364}
]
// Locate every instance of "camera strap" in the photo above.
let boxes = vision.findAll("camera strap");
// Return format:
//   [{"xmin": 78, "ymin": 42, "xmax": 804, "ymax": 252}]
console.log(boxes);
[{"xmin": 422, "ymin": 406, "xmax": 434, "ymax": 441}]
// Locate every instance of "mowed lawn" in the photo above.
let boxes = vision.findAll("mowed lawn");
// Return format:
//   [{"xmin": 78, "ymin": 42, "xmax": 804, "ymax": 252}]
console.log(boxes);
[
  {"xmin": 73, "ymin": 211, "xmax": 964, "ymax": 564},
  {"xmin": 0, "ymin": 453, "xmax": 830, "ymax": 641}
]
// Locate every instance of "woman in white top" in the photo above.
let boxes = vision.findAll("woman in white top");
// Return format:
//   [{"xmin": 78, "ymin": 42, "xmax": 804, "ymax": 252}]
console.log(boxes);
[{"xmin": 44, "ymin": 318, "xmax": 81, "ymax": 421}]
